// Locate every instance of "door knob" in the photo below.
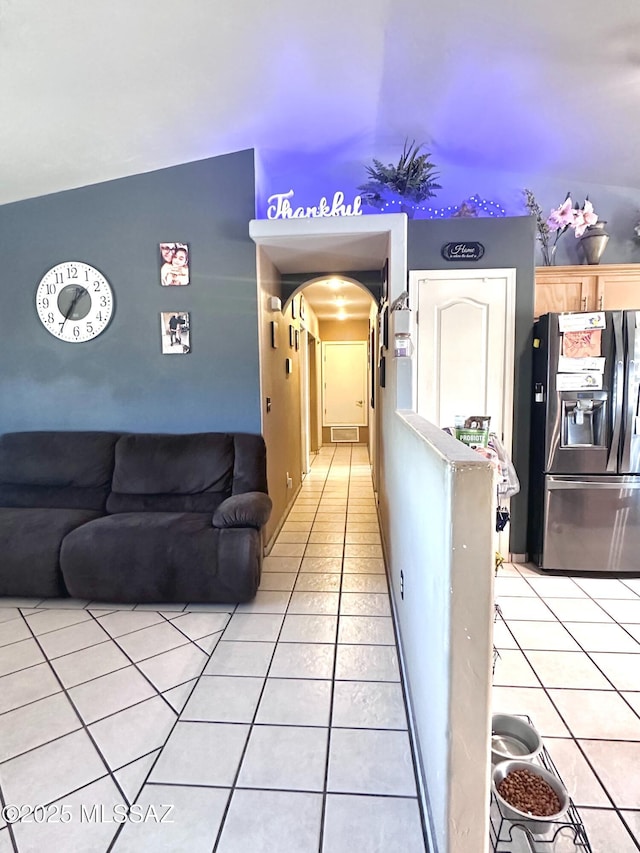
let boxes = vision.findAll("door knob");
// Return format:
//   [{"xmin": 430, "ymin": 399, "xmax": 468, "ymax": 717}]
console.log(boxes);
[{"xmin": 356, "ymin": 400, "xmax": 363, "ymax": 406}]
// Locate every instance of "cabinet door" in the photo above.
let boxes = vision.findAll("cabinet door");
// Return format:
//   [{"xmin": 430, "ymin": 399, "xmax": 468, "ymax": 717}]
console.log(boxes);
[
  {"xmin": 598, "ymin": 269, "xmax": 640, "ymax": 310},
  {"xmin": 534, "ymin": 268, "xmax": 597, "ymax": 318}
]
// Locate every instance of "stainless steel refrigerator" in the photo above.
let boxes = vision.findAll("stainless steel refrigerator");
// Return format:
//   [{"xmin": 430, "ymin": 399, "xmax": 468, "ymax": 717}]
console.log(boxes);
[{"xmin": 528, "ymin": 310, "xmax": 640, "ymax": 573}]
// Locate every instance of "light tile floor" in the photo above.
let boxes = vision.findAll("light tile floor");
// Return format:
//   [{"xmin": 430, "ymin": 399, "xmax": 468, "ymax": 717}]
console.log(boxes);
[
  {"xmin": 3, "ymin": 443, "xmax": 638, "ymax": 851},
  {"xmin": 0, "ymin": 444, "xmax": 427, "ymax": 853},
  {"xmin": 494, "ymin": 562, "xmax": 640, "ymax": 852}
]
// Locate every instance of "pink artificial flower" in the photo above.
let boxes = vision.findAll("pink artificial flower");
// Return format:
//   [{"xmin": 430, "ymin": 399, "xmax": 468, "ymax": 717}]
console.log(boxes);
[
  {"xmin": 546, "ymin": 196, "xmax": 576, "ymax": 232},
  {"xmin": 573, "ymin": 200, "xmax": 599, "ymax": 237}
]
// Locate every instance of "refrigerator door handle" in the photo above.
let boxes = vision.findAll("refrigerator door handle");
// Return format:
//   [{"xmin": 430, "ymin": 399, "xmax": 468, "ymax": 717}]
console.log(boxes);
[
  {"xmin": 607, "ymin": 312, "xmax": 624, "ymax": 472},
  {"xmin": 547, "ymin": 478, "xmax": 640, "ymax": 490},
  {"xmin": 622, "ymin": 359, "xmax": 636, "ymax": 470},
  {"xmin": 621, "ymin": 312, "xmax": 637, "ymax": 472}
]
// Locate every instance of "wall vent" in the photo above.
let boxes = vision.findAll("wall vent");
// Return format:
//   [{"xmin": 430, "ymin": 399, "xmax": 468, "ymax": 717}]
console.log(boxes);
[{"xmin": 330, "ymin": 426, "xmax": 360, "ymax": 443}]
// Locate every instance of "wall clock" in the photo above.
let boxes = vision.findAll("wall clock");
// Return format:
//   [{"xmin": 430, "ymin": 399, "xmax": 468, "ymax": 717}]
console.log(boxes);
[{"xmin": 35, "ymin": 261, "xmax": 114, "ymax": 342}]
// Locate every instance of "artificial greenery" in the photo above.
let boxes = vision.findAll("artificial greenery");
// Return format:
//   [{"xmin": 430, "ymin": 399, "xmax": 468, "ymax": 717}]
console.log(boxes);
[
  {"xmin": 523, "ymin": 188, "xmax": 553, "ymax": 265},
  {"xmin": 358, "ymin": 139, "xmax": 441, "ymax": 209}
]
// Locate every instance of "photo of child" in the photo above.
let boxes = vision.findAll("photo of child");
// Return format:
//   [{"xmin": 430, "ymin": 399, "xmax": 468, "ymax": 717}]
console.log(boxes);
[
  {"xmin": 160, "ymin": 312, "xmax": 190, "ymax": 354},
  {"xmin": 159, "ymin": 242, "xmax": 190, "ymax": 286}
]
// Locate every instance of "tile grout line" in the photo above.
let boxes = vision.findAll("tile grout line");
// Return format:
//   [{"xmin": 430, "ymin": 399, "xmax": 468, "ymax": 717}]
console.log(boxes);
[
  {"xmin": 0, "ymin": 765, "xmax": 19, "ymax": 852},
  {"xmin": 210, "ymin": 444, "xmax": 335, "ymax": 853},
  {"xmin": 318, "ymin": 443, "xmax": 349, "ymax": 853}
]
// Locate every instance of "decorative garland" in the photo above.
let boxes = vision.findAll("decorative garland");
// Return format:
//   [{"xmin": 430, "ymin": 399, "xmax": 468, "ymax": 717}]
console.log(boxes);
[{"xmin": 378, "ymin": 193, "xmax": 506, "ymax": 218}]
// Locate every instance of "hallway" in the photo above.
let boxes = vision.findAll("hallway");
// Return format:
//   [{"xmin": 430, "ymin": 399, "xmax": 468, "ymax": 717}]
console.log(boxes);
[{"xmin": 0, "ymin": 443, "xmax": 427, "ymax": 853}]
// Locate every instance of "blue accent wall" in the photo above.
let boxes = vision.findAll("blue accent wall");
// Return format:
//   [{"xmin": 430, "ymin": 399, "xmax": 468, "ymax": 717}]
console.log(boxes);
[{"xmin": 0, "ymin": 151, "xmax": 261, "ymax": 434}]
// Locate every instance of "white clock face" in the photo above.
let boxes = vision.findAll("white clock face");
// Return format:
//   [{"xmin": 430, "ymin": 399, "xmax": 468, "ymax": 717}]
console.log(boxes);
[{"xmin": 35, "ymin": 261, "xmax": 114, "ymax": 343}]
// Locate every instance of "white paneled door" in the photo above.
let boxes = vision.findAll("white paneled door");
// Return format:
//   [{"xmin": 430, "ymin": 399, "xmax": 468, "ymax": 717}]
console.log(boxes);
[
  {"xmin": 410, "ymin": 269, "xmax": 515, "ymax": 443},
  {"xmin": 410, "ymin": 269, "xmax": 516, "ymax": 554},
  {"xmin": 322, "ymin": 341, "xmax": 368, "ymax": 426}
]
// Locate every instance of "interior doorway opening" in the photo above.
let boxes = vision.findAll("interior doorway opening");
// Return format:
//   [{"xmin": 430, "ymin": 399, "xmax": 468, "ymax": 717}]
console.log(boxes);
[{"xmin": 285, "ymin": 274, "xmax": 380, "ymax": 484}]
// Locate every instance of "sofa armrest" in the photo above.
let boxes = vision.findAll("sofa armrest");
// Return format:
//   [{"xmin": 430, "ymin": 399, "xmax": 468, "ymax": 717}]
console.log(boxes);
[{"xmin": 212, "ymin": 492, "xmax": 272, "ymax": 530}]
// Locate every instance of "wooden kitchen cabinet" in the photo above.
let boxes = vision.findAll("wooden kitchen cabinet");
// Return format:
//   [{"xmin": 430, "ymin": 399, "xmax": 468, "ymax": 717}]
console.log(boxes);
[
  {"xmin": 597, "ymin": 267, "xmax": 640, "ymax": 310},
  {"xmin": 534, "ymin": 267, "xmax": 597, "ymax": 317},
  {"xmin": 535, "ymin": 264, "xmax": 640, "ymax": 317}
]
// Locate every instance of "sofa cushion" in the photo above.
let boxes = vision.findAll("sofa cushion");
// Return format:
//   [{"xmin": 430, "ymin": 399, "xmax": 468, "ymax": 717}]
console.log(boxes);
[
  {"xmin": 0, "ymin": 507, "xmax": 103, "ymax": 597},
  {"xmin": 0, "ymin": 431, "xmax": 120, "ymax": 511},
  {"xmin": 61, "ymin": 513, "xmax": 261, "ymax": 603},
  {"xmin": 231, "ymin": 434, "xmax": 268, "ymax": 495},
  {"xmin": 107, "ymin": 433, "xmax": 235, "ymax": 513}
]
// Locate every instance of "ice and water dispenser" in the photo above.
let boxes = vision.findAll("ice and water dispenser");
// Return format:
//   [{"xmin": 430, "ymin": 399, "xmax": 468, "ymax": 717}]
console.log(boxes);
[{"xmin": 561, "ymin": 393, "xmax": 607, "ymax": 448}]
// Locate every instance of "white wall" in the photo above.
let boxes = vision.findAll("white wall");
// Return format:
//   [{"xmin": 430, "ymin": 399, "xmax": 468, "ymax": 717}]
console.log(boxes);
[
  {"xmin": 381, "ymin": 413, "xmax": 494, "ymax": 852},
  {"xmin": 378, "ymin": 226, "xmax": 495, "ymax": 853}
]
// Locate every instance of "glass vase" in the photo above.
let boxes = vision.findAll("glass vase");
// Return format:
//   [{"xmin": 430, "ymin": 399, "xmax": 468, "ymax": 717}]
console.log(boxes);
[{"xmin": 541, "ymin": 244, "xmax": 557, "ymax": 266}]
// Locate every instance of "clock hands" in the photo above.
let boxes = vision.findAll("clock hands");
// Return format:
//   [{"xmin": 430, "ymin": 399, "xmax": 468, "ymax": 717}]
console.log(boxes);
[{"xmin": 61, "ymin": 286, "xmax": 85, "ymax": 329}]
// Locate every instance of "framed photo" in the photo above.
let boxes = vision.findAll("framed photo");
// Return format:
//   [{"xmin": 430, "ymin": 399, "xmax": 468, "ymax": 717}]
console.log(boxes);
[
  {"xmin": 380, "ymin": 258, "xmax": 388, "ymax": 306},
  {"xmin": 161, "ymin": 312, "xmax": 190, "ymax": 354},
  {"xmin": 300, "ymin": 294, "xmax": 305, "ymax": 320},
  {"xmin": 271, "ymin": 321, "xmax": 278, "ymax": 348},
  {"xmin": 379, "ymin": 354, "xmax": 386, "ymax": 388},
  {"xmin": 159, "ymin": 242, "xmax": 190, "ymax": 287},
  {"xmin": 291, "ymin": 297, "xmax": 297, "ymax": 319},
  {"xmin": 289, "ymin": 324, "xmax": 295, "ymax": 348},
  {"xmin": 285, "ymin": 357, "xmax": 293, "ymax": 374},
  {"xmin": 295, "ymin": 328, "xmax": 300, "ymax": 351}
]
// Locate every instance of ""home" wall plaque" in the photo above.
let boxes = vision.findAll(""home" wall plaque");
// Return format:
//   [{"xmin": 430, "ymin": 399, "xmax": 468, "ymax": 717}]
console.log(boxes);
[{"xmin": 441, "ymin": 241, "xmax": 485, "ymax": 261}]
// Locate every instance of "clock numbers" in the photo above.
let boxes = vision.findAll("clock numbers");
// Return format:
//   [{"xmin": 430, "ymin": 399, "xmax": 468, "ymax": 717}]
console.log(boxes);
[{"xmin": 36, "ymin": 262, "xmax": 114, "ymax": 343}]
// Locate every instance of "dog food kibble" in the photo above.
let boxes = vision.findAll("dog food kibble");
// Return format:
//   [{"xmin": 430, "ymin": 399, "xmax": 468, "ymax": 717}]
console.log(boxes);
[{"xmin": 497, "ymin": 768, "xmax": 561, "ymax": 817}]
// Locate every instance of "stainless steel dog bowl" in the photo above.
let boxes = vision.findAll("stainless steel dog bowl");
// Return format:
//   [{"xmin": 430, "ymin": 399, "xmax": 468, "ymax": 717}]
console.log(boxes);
[
  {"xmin": 492, "ymin": 759, "xmax": 570, "ymax": 835},
  {"xmin": 491, "ymin": 714, "xmax": 543, "ymax": 764}
]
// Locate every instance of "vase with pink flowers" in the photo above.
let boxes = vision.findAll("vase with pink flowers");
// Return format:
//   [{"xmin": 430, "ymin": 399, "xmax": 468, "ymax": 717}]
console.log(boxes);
[{"xmin": 524, "ymin": 190, "xmax": 607, "ymax": 265}]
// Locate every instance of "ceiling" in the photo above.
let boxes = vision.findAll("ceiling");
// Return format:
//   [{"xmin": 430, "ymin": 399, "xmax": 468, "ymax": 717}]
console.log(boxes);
[
  {"xmin": 297, "ymin": 277, "xmax": 376, "ymax": 322},
  {"xmin": 2, "ymin": 0, "xmax": 639, "ymax": 208},
  {"xmin": 2, "ymin": 1, "xmax": 638, "ymax": 319},
  {"xmin": 253, "ymin": 233, "xmax": 390, "ymax": 275}
]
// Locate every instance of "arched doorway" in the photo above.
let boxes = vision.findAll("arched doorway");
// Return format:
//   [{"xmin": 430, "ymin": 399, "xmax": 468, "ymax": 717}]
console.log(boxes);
[{"xmin": 283, "ymin": 275, "xmax": 379, "ymax": 480}]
